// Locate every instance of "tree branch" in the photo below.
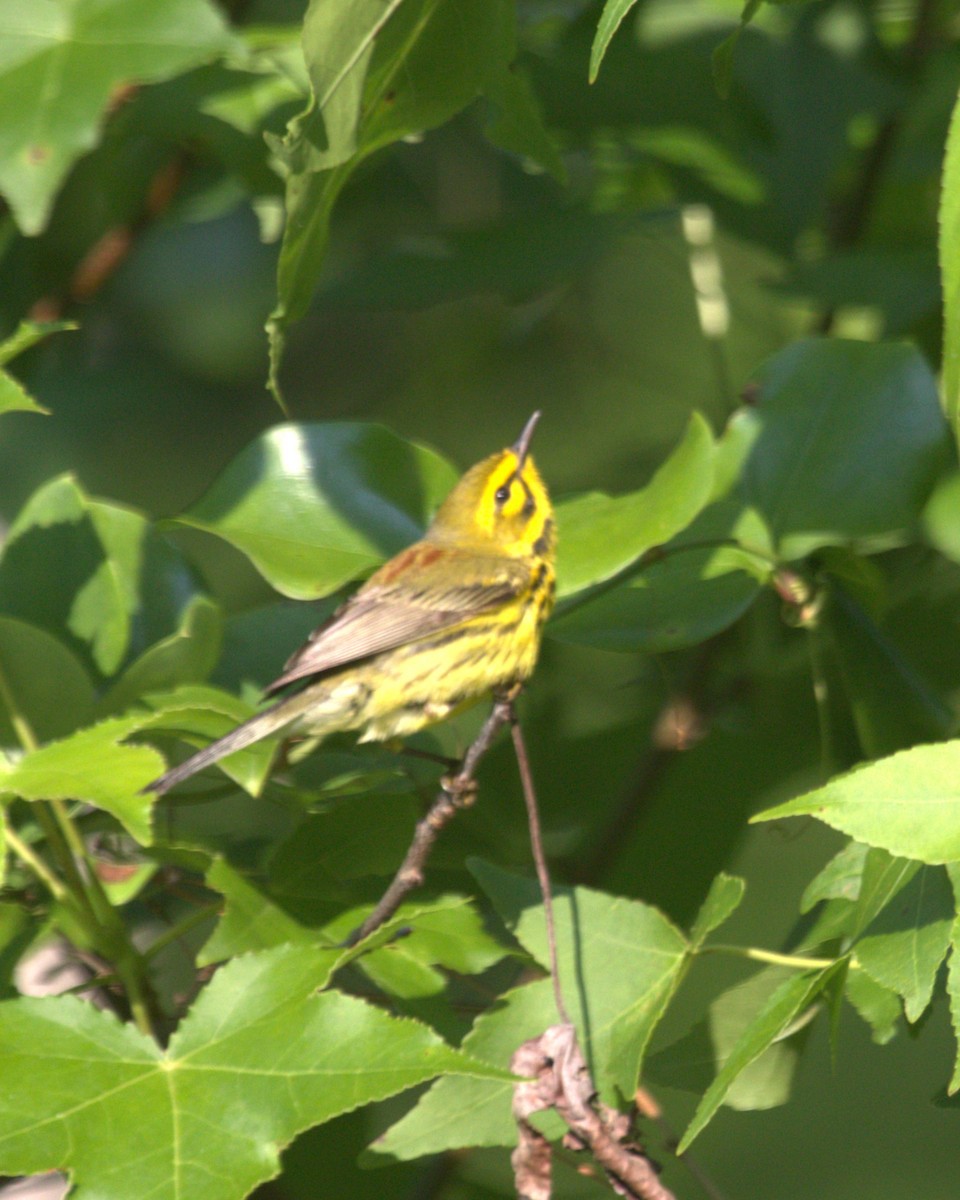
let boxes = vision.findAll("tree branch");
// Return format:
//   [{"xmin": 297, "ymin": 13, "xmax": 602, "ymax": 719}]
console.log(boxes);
[
  {"xmin": 344, "ymin": 695, "xmax": 515, "ymax": 946},
  {"xmin": 512, "ymin": 1024, "xmax": 676, "ymax": 1200}
]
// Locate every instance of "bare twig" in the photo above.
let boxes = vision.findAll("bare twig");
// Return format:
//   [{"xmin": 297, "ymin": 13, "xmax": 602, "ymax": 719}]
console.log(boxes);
[
  {"xmin": 510, "ymin": 716, "xmax": 571, "ymax": 1025},
  {"xmin": 344, "ymin": 695, "xmax": 514, "ymax": 946},
  {"xmin": 512, "ymin": 1025, "xmax": 676, "ymax": 1200}
]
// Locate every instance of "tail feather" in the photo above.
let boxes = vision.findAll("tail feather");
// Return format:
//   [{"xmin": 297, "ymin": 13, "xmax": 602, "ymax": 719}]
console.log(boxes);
[{"xmin": 142, "ymin": 696, "xmax": 301, "ymax": 796}]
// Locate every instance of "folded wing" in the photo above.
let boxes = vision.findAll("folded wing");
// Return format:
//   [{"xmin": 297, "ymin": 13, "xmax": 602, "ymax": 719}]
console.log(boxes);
[{"xmin": 264, "ymin": 547, "xmax": 527, "ymax": 694}]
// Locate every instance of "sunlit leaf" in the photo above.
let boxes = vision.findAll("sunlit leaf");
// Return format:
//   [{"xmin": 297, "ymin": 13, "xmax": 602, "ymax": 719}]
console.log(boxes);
[
  {"xmin": 0, "ymin": 715, "xmax": 164, "ymax": 843},
  {"xmin": 369, "ymin": 977, "xmax": 556, "ymax": 1161},
  {"xmin": 678, "ymin": 964, "xmax": 842, "ymax": 1152},
  {"xmin": 689, "ymin": 872, "xmax": 746, "ymax": 950},
  {"xmin": 0, "ymin": 945, "xmax": 507, "ymax": 1198},
  {"xmin": 754, "ymin": 741, "xmax": 960, "ymax": 864},
  {"xmin": 940, "ymin": 84, "xmax": 960, "ymax": 445},
  {"xmin": 0, "ymin": 321, "xmax": 74, "ymax": 416},
  {"xmin": 855, "ymin": 865, "xmax": 954, "ymax": 1022},
  {"xmin": 172, "ymin": 423, "xmax": 459, "ymax": 599},
  {"xmin": 589, "ymin": 0, "xmax": 640, "ymax": 83},
  {"xmin": 551, "ymin": 500, "xmax": 767, "ymax": 650},
  {"xmin": 555, "ymin": 412, "xmax": 716, "ymax": 599},
  {"xmin": 0, "ymin": 0, "xmax": 234, "ymax": 234},
  {"xmin": 471, "ymin": 860, "xmax": 687, "ymax": 1100}
]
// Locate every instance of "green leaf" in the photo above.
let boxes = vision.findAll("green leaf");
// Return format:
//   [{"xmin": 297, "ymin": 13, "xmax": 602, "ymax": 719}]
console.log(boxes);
[
  {"xmin": 0, "ymin": 475, "xmax": 204, "ymax": 676},
  {"xmin": 98, "ymin": 595, "xmax": 222, "ymax": 716},
  {"xmin": 470, "ymin": 860, "xmax": 688, "ymax": 1100},
  {"xmin": 848, "ymin": 849, "xmax": 919, "ymax": 941},
  {"xmin": 855, "ymin": 865, "xmax": 954, "ymax": 1022},
  {"xmin": 0, "ymin": 370, "xmax": 48, "ymax": 418},
  {"xmin": 740, "ymin": 340, "xmax": 950, "ymax": 560},
  {"xmin": 172, "ymin": 423, "xmax": 459, "ymax": 599},
  {"xmin": 0, "ymin": 319, "xmax": 75, "ymax": 368},
  {"xmin": 482, "ymin": 62, "xmax": 565, "ymax": 183},
  {"xmin": 214, "ymin": 600, "xmax": 336, "ymax": 693},
  {"xmin": 282, "ymin": 794, "xmax": 421, "ymax": 882},
  {"xmin": 268, "ymin": 0, "xmax": 521, "ymax": 393},
  {"xmin": 323, "ymin": 895, "xmax": 512, "ymax": 1004},
  {"xmin": 0, "ymin": 0, "xmax": 234, "ymax": 235},
  {"xmin": 589, "ymin": 0, "xmax": 639, "ymax": 84},
  {"xmin": 844, "ymin": 969, "xmax": 901, "ymax": 1046},
  {"xmin": 199, "ymin": 858, "xmax": 320, "ymax": 965},
  {"xmin": 550, "ymin": 500, "xmax": 768, "ymax": 651},
  {"xmin": 940, "ymin": 84, "xmax": 960, "ymax": 444},
  {"xmin": 0, "ymin": 617, "xmax": 95, "ymax": 744},
  {"xmin": 139, "ymin": 685, "xmax": 279, "ymax": 796},
  {"xmin": 555, "ymin": 412, "xmax": 716, "ymax": 599},
  {"xmin": 648, "ymin": 964, "xmax": 822, "ymax": 1112},
  {"xmin": 711, "ymin": 0, "xmax": 763, "ymax": 99},
  {"xmin": 370, "ymin": 977, "xmax": 556, "ymax": 1161},
  {"xmin": 689, "ymin": 872, "xmax": 746, "ymax": 951},
  {"xmin": 0, "ymin": 321, "xmax": 74, "ymax": 416},
  {"xmin": 202, "ymin": 857, "xmax": 507, "ymax": 992},
  {"xmin": 820, "ymin": 581, "xmax": 952, "ymax": 758},
  {"xmin": 0, "ymin": 945, "xmax": 505, "ymax": 1199},
  {"xmin": 294, "ymin": 0, "xmax": 405, "ymax": 173},
  {"xmin": 948, "ymin": 920, "xmax": 960, "ymax": 1091},
  {"xmin": 677, "ymin": 964, "xmax": 840, "ymax": 1152},
  {"xmin": 754, "ymin": 741, "xmax": 960, "ymax": 864},
  {"xmin": 0, "ymin": 715, "xmax": 163, "ymax": 844},
  {"xmin": 800, "ymin": 841, "xmax": 868, "ymax": 912}
]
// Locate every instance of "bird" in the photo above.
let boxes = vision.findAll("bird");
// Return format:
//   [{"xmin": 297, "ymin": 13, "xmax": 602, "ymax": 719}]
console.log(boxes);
[{"xmin": 144, "ymin": 412, "xmax": 555, "ymax": 795}]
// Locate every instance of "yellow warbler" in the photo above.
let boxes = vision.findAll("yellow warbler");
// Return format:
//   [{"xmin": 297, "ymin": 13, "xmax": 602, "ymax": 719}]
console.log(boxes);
[{"xmin": 147, "ymin": 413, "xmax": 555, "ymax": 794}]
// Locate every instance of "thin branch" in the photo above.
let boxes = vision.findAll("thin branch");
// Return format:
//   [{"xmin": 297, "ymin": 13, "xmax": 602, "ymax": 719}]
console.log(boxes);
[
  {"xmin": 344, "ymin": 695, "xmax": 515, "ymax": 947},
  {"xmin": 704, "ymin": 943, "xmax": 855, "ymax": 971},
  {"xmin": 510, "ymin": 716, "xmax": 571, "ymax": 1026}
]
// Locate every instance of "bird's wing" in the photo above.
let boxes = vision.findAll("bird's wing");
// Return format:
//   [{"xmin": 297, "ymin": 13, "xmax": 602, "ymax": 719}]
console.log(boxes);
[{"xmin": 264, "ymin": 546, "xmax": 527, "ymax": 695}]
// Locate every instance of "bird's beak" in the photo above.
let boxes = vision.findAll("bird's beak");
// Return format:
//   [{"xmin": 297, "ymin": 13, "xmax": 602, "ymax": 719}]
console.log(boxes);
[{"xmin": 512, "ymin": 411, "xmax": 541, "ymax": 468}]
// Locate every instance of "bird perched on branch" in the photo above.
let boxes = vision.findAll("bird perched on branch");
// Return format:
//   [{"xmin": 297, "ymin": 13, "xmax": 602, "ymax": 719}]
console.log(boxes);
[{"xmin": 145, "ymin": 412, "xmax": 556, "ymax": 795}]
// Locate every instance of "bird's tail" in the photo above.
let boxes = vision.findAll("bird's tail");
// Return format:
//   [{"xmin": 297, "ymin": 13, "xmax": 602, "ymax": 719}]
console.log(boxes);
[{"xmin": 142, "ymin": 694, "xmax": 305, "ymax": 796}]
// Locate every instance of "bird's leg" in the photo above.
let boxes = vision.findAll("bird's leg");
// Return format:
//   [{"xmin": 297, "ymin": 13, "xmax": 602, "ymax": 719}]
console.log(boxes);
[{"xmin": 396, "ymin": 743, "xmax": 461, "ymax": 773}]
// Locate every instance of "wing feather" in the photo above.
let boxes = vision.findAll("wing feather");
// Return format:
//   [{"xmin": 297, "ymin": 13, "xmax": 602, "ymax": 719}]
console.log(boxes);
[{"xmin": 264, "ymin": 548, "xmax": 526, "ymax": 695}]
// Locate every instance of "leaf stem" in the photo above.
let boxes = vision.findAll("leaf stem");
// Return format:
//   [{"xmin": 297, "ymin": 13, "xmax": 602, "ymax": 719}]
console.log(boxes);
[
  {"xmin": 703, "ymin": 944, "xmax": 854, "ymax": 971},
  {"xmin": 4, "ymin": 823, "xmax": 71, "ymax": 904},
  {"xmin": 144, "ymin": 903, "xmax": 221, "ymax": 962},
  {"xmin": 0, "ymin": 657, "xmax": 160, "ymax": 1039}
]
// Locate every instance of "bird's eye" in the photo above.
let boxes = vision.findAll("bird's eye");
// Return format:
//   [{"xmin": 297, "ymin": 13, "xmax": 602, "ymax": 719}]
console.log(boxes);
[{"xmin": 494, "ymin": 485, "xmax": 511, "ymax": 505}]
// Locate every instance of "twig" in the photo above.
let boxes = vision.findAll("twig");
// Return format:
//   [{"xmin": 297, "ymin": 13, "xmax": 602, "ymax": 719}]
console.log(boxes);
[
  {"xmin": 344, "ymin": 695, "xmax": 515, "ymax": 946},
  {"xmin": 512, "ymin": 1024, "xmax": 676, "ymax": 1200},
  {"xmin": 510, "ymin": 716, "xmax": 571, "ymax": 1025}
]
